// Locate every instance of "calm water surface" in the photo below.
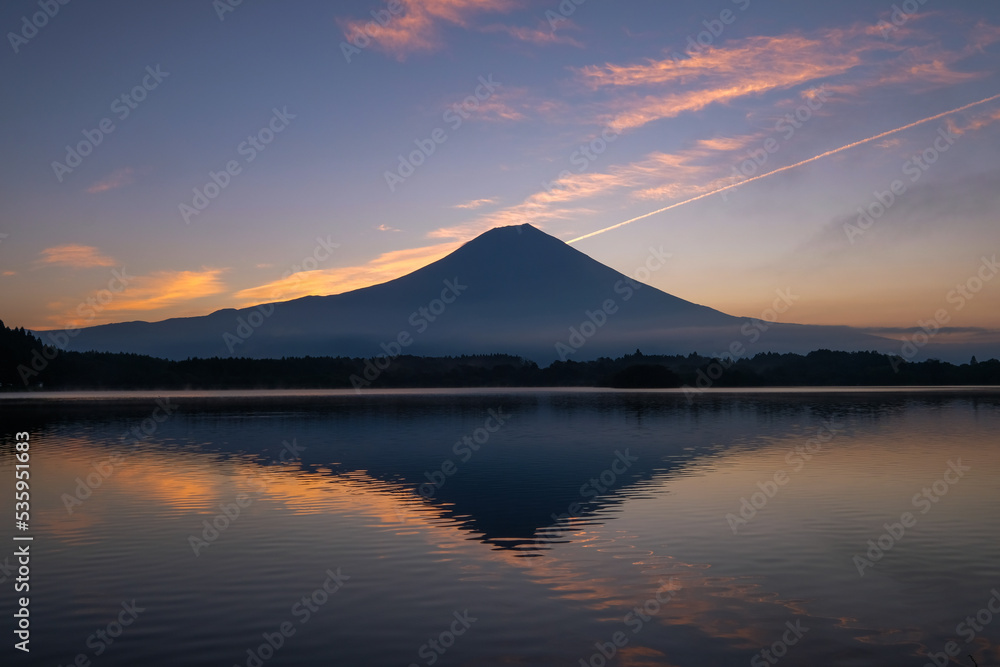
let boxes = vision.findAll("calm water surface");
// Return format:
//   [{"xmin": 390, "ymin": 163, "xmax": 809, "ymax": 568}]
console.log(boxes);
[{"xmin": 1, "ymin": 389, "xmax": 998, "ymax": 666}]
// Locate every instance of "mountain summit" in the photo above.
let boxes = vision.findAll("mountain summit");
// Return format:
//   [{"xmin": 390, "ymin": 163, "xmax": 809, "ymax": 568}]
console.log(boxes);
[{"xmin": 52, "ymin": 224, "xmax": 891, "ymax": 361}]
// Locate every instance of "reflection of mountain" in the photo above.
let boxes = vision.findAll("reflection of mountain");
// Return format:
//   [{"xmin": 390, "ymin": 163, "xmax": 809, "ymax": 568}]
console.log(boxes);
[
  {"xmin": 49, "ymin": 224, "xmax": 899, "ymax": 362},
  {"xmin": 6, "ymin": 390, "xmax": 926, "ymax": 550},
  {"xmin": 13, "ymin": 390, "xmax": 999, "ymax": 667}
]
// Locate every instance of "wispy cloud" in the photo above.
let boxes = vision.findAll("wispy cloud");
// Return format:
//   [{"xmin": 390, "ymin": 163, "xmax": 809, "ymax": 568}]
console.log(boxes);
[
  {"xmin": 451, "ymin": 197, "xmax": 498, "ymax": 210},
  {"xmin": 578, "ymin": 31, "xmax": 878, "ymax": 131},
  {"xmin": 574, "ymin": 22, "xmax": 998, "ymax": 132},
  {"xmin": 376, "ymin": 224, "xmax": 402, "ymax": 232},
  {"xmin": 428, "ymin": 133, "xmax": 756, "ymax": 241},
  {"xmin": 86, "ymin": 167, "xmax": 135, "ymax": 194},
  {"xmin": 428, "ymin": 204, "xmax": 591, "ymax": 241},
  {"xmin": 38, "ymin": 245, "xmax": 115, "ymax": 268},
  {"xmin": 338, "ymin": 0, "xmax": 520, "ymax": 60},
  {"xmin": 465, "ymin": 86, "xmax": 532, "ymax": 122},
  {"xmin": 694, "ymin": 135, "xmax": 760, "ymax": 152},
  {"xmin": 422, "ymin": 20, "xmax": 1000, "ymax": 245},
  {"xmin": 947, "ymin": 106, "xmax": 1000, "ymax": 136},
  {"xmin": 482, "ymin": 22, "xmax": 583, "ymax": 48},
  {"xmin": 232, "ymin": 242, "xmax": 461, "ymax": 306},
  {"xmin": 875, "ymin": 138, "xmax": 902, "ymax": 149}
]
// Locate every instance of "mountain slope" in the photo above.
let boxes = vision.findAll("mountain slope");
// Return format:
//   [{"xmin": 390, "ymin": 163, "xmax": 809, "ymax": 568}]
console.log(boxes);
[{"xmin": 48, "ymin": 224, "xmax": 895, "ymax": 361}]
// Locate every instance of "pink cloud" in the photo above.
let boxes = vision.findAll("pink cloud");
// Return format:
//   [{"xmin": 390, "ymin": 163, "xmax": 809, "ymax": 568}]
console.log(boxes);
[
  {"xmin": 86, "ymin": 167, "xmax": 136, "ymax": 194},
  {"xmin": 338, "ymin": 0, "xmax": 520, "ymax": 60},
  {"xmin": 38, "ymin": 245, "xmax": 115, "ymax": 268}
]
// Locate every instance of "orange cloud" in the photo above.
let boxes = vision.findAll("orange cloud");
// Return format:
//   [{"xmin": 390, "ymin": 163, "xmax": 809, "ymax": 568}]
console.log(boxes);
[
  {"xmin": 526, "ymin": 150, "xmax": 734, "ymax": 205},
  {"xmin": 429, "ymin": 134, "xmax": 756, "ymax": 241},
  {"xmin": 946, "ymin": 107, "xmax": 1000, "ymax": 136},
  {"xmin": 588, "ymin": 32, "xmax": 874, "ymax": 87},
  {"xmin": 482, "ymin": 22, "xmax": 583, "ymax": 48},
  {"xmin": 39, "ymin": 244, "xmax": 115, "ymax": 268},
  {"xmin": 574, "ymin": 22, "xmax": 999, "ymax": 132},
  {"xmin": 428, "ymin": 204, "xmax": 595, "ymax": 241},
  {"xmin": 338, "ymin": 0, "xmax": 520, "ymax": 60},
  {"xmin": 473, "ymin": 93, "xmax": 529, "ymax": 122},
  {"xmin": 232, "ymin": 242, "xmax": 460, "ymax": 306},
  {"xmin": 444, "ymin": 85, "xmax": 534, "ymax": 123},
  {"xmin": 580, "ymin": 32, "xmax": 871, "ymax": 131},
  {"xmin": 866, "ymin": 47, "xmax": 985, "ymax": 90},
  {"xmin": 86, "ymin": 167, "xmax": 135, "ymax": 194},
  {"xmin": 49, "ymin": 268, "xmax": 228, "ymax": 328},
  {"xmin": 694, "ymin": 135, "xmax": 759, "ymax": 152}
]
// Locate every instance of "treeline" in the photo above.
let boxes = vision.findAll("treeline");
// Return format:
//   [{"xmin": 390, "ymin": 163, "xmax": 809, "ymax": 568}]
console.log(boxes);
[{"xmin": 1, "ymin": 320, "xmax": 998, "ymax": 390}]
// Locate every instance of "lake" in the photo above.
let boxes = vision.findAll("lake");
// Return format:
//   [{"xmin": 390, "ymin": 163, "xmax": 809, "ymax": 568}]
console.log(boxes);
[{"xmin": 1, "ymin": 388, "xmax": 998, "ymax": 666}]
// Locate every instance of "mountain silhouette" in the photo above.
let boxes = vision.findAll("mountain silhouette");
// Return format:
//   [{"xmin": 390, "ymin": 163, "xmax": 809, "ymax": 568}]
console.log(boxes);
[{"xmin": 48, "ymin": 224, "xmax": 895, "ymax": 361}]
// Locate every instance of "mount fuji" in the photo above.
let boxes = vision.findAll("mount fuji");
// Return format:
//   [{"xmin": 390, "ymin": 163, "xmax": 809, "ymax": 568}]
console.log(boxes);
[{"xmin": 49, "ymin": 224, "xmax": 898, "ymax": 362}]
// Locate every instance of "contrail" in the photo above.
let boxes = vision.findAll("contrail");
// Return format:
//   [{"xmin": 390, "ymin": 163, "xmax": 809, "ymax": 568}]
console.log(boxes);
[{"xmin": 568, "ymin": 92, "xmax": 1000, "ymax": 244}]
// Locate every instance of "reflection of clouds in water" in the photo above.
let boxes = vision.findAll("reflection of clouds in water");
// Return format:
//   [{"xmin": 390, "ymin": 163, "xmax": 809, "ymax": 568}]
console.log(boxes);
[
  {"xmin": 35, "ymin": 436, "xmax": 878, "ymax": 663},
  {"xmin": 10, "ymin": 390, "xmax": 1000, "ymax": 666}
]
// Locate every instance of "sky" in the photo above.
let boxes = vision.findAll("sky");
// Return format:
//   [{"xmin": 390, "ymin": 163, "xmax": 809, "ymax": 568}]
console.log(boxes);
[{"xmin": 1, "ymin": 0, "xmax": 999, "ymax": 347}]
